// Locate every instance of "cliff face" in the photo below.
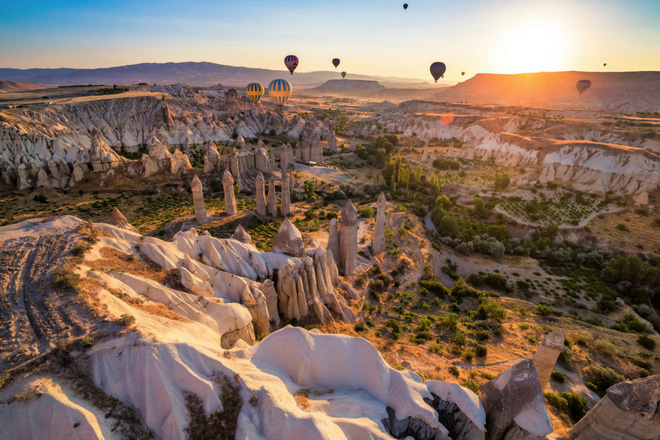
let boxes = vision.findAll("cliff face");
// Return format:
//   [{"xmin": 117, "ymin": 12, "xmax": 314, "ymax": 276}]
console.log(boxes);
[
  {"xmin": 0, "ymin": 93, "xmax": 331, "ymax": 189},
  {"xmin": 377, "ymin": 107, "xmax": 660, "ymax": 200}
]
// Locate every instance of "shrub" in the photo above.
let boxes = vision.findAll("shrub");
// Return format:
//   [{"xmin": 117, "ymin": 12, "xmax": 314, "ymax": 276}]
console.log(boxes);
[
  {"xmin": 562, "ymin": 391, "xmax": 588, "ymax": 422},
  {"xmin": 474, "ymin": 344, "xmax": 487, "ymax": 357},
  {"xmin": 448, "ymin": 366, "xmax": 460, "ymax": 377},
  {"xmin": 536, "ymin": 304, "xmax": 555, "ymax": 317},
  {"xmin": 616, "ymin": 223, "xmax": 627, "ymax": 231},
  {"xmin": 476, "ymin": 299, "xmax": 508, "ymax": 322},
  {"xmin": 52, "ymin": 267, "xmax": 81, "ymax": 289},
  {"xmin": 451, "ymin": 332, "xmax": 466, "ymax": 347},
  {"xmin": 118, "ymin": 314, "xmax": 136, "ymax": 327},
  {"xmin": 354, "ymin": 322, "xmax": 367, "ymax": 332},
  {"xmin": 593, "ymin": 340, "xmax": 619, "ymax": 357},
  {"xmin": 583, "ymin": 366, "xmax": 625, "ymax": 395},
  {"xmin": 637, "ymin": 335, "xmax": 656, "ymax": 351},
  {"xmin": 33, "ymin": 194, "xmax": 48, "ymax": 203},
  {"xmin": 460, "ymin": 378, "xmax": 480, "ymax": 395},
  {"xmin": 439, "ymin": 313, "xmax": 460, "ymax": 332},
  {"xmin": 551, "ymin": 370, "xmax": 566, "ymax": 383},
  {"xmin": 429, "ymin": 343, "xmax": 444, "ymax": 355},
  {"xmin": 419, "ymin": 280, "xmax": 450, "ymax": 298},
  {"xmin": 359, "ymin": 206, "xmax": 374, "ymax": 219}
]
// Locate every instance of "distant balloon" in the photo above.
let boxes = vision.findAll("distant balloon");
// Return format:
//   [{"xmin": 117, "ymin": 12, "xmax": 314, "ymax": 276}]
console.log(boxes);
[
  {"xmin": 268, "ymin": 79, "xmax": 293, "ymax": 107},
  {"xmin": 332, "ymin": 58, "xmax": 340, "ymax": 68},
  {"xmin": 403, "ymin": 3, "xmax": 408, "ymax": 10},
  {"xmin": 341, "ymin": 71, "xmax": 346, "ymax": 79},
  {"xmin": 603, "ymin": 63, "xmax": 607, "ymax": 67},
  {"xmin": 461, "ymin": 72, "xmax": 465, "ymax": 76},
  {"xmin": 576, "ymin": 79, "xmax": 592, "ymax": 95},
  {"xmin": 284, "ymin": 55, "xmax": 299, "ymax": 75},
  {"xmin": 430, "ymin": 62, "xmax": 446, "ymax": 83},
  {"xmin": 245, "ymin": 83, "xmax": 264, "ymax": 104}
]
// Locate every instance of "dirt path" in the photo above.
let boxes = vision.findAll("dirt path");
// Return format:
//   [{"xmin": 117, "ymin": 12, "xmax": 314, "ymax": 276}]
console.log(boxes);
[{"xmin": 0, "ymin": 232, "xmax": 93, "ymax": 368}]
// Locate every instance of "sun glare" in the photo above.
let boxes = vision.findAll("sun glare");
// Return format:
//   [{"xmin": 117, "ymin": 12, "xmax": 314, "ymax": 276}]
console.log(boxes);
[{"xmin": 495, "ymin": 18, "xmax": 571, "ymax": 74}]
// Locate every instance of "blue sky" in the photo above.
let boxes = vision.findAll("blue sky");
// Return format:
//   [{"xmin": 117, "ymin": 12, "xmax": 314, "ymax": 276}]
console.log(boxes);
[{"xmin": 1, "ymin": 0, "xmax": 659, "ymax": 81}]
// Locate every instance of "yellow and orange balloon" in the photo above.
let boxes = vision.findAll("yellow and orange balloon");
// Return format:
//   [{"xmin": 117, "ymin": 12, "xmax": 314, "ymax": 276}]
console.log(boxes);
[
  {"xmin": 268, "ymin": 79, "xmax": 293, "ymax": 107},
  {"xmin": 245, "ymin": 82, "xmax": 264, "ymax": 104}
]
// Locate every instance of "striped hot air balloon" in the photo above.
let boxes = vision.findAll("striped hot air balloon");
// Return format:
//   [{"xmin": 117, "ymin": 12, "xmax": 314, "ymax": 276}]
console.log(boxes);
[
  {"xmin": 245, "ymin": 82, "xmax": 264, "ymax": 104},
  {"xmin": 268, "ymin": 79, "xmax": 293, "ymax": 107},
  {"xmin": 284, "ymin": 55, "xmax": 299, "ymax": 75}
]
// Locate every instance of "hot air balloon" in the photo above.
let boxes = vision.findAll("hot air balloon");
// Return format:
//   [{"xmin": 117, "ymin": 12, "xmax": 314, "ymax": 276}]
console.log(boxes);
[
  {"xmin": 461, "ymin": 72, "xmax": 465, "ymax": 76},
  {"xmin": 430, "ymin": 62, "xmax": 446, "ymax": 83},
  {"xmin": 268, "ymin": 79, "xmax": 293, "ymax": 107},
  {"xmin": 403, "ymin": 3, "xmax": 408, "ymax": 10},
  {"xmin": 576, "ymin": 79, "xmax": 591, "ymax": 94},
  {"xmin": 332, "ymin": 58, "xmax": 340, "ymax": 68},
  {"xmin": 284, "ymin": 55, "xmax": 299, "ymax": 75},
  {"xmin": 603, "ymin": 63, "xmax": 607, "ymax": 67},
  {"xmin": 245, "ymin": 83, "xmax": 264, "ymax": 105},
  {"xmin": 341, "ymin": 71, "xmax": 346, "ymax": 79}
]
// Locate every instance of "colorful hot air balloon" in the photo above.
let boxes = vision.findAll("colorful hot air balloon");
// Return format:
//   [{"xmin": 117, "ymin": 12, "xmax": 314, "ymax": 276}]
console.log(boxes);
[
  {"xmin": 576, "ymin": 79, "xmax": 592, "ymax": 95},
  {"xmin": 284, "ymin": 55, "xmax": 299, "ymax": 75},
  {"xmin": 268, "ymin": 79, "xmax": 293, "ymax": 107},
  {"xmin": 341, "ymin": 71, "xmax": 346, "ymax": 79},
  {"xmin": 461, "ymin": 72, "xmax": 465, "ymax": 76},
  {"xmin": 245, "ymin": 83, "xmax": 264, "ymax": 105},
  {"xmin": 403, "ymin": 3, "xmax": 408, "ymax": 10},
  {"xmin": 430, "ymin": 62, "xmax": 446, "ymax": 83},
  {"xmin": 332, "ymin": 58, "xmax": 340, "ymax": 68}
]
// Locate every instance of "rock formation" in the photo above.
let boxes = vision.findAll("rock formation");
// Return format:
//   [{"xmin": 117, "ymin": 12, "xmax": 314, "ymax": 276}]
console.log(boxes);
[
  {"xmin": 111, "ymin": 207, "xmax": 138, "ymax": 233},
  {"xmin": 479, "ymin": 359, "xmax": 553, "ymax": 440},
  {"xmin": 222, "ymin": 170, "xmax": 237, "ymax": 215},
  {"xmin": 280, "ymin": 143, "xmax": 293, "ymax": 170},
  {"xmin": 255, "ymin": 141, "xmax": 270, "ymax": 173},
  {"xmin": 170, "ymin": 148, "xmax": 193, "ymax": 174},
  {"xmin": 422, "ymin": 140, "xmax": 429, "ymax": 162},
  {"xmin": 281, "ymin": 169, "xmax": 291, "ymax": 216},
  {"xmin": 289, "ymin": 172, "xmax": 295, "ymax": 189},
  {"xmin": 373, "ymin": 192, "xmax": 387, "ymax": 254},
  {"xmin": 339, "ymin": 200, "xmax": 358, "ymax": 276},
  {"xmin": 230, "ymin": 148, "xmax": 241, "ymax": 187},
  {"xmin": 569, "ymin": 375, "xmax": 660, "ymax": 440},
  {"xmin": 328, "ymin": 134, "xmax": 338, "ymax": 153},
  {"xmin": 255, "ymin": 172, "xmax": 267, "ymax": 216},
  {"xmin": 190, "ymin": 175, "xmax": 207, "ymax": 223},
  {"xmin": 272, "ymin": 218, "xmax": 304, "ymax": 257},
  {"xmin": 424, "ymin": 382, "xmax": 487, "ymax": 440},
  {"xmin": 532, "ymin": 329, "xmax": 564, "ymax": 389},
  {"xmin": 327, "ymin": 218, "xmax": 340, "ymax": 265},
  {"xmin": 267, "ymin": 176, "xmax": 278, "ymax": 216},
  {"xmin": 232, "ymin": 224, "xmax": 254, "ymax": 246}
]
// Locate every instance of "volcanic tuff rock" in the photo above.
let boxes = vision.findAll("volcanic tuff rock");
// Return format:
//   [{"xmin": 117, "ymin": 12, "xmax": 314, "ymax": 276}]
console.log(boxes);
[
  {"xmin": 191, "ymin": 175, "xmax": 207, "ymax": 223},
  {"xmin": 532, "ymin": 329, "xmax": 564, "ymax": 390},
  {"xmin": 272, "ymin": 218, "xmax": 304, "ymax": 257},
  {"xmin": 569, "ymin": 375, "xmax": 660, "ymax": 440},
  {"xmin": 376, "ymin": 103, "xmax": 660, "ymax": 200},
  {"xmin": 0, "ymin": 93, "xmax": 323, "ymax": 189},
  {"xmin": 110, "ymin": 207, "xmax": 138, "ymax": 233},
  {"xmin": 222, "ymin": 169, "xmax": 237, "ymax": 215}
]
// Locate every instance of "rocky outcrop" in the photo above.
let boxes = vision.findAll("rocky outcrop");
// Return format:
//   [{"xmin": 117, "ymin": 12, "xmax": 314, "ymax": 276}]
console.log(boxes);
[
  {"xmin": 479, "ymin": 359, "xmax": 553, "ymax": 440},
  {"xmin": 190, "ymin": 175, "xmax": 207, "ymax": 223},
  {"xmin": 382, "ymin": 406, "xmax": 451, "ymax": 440},
  {"xmin": 569, "ymin": 375, "xmax": 660, "ymax": 440},
  {"xmin": 110, "ymin": 207, "xmax": 138, "ymax": 233},
  {"xmin": 267, "ymin": 176, "xmax": 278, "ymax": 216},
  {"xmin": 532, "ymin": 329, "xmax": 564, "ymax": 390},
  {"xmin": 255, "ymin": 141, "xmax": 270, "ymax": 173},
  {"xmin": 339, "ymin": 200, "xmax": 358, "ymax": 276},
  {"xmin": 170, "ymin": 148, "xmax": 192, "ymax": 174},
  {"xmin": 300, "ymin": 115, "xmax": 325, "ymax": 163},
  {"xmin": 328, "ymin": 218, "xmax": 340, "ymax": 265},
  {"xmin": 280, "ymin": 143, "xmax": 293, "ymax": 170},
  {"xmin": 222, "ymin": 170, "xmax": 237, "ymax": 215},
  {"xmin": 425, "ymin": 382, "xmax": 487, "ymax": 440},
  {"xmin": 281, "ymin": 169, "xmax": 291, "ymax": 216},
  {"xmin": 373, "ymin": 192, "xmax": 387, "ymax": 254},
  {"xmin": 255, "ymin": 172, "xmax": 267, "ymax": 216},
  {"xmin": 231, "ymin": 224, "xmax": 254, "ymax": 246},
  {"xmin": 142, "ymin": 138, "xmax": 172, "ymax": 178},
  {"xmin": 272, "ymin": 218, "xmax": 304, "ymax": 257}
]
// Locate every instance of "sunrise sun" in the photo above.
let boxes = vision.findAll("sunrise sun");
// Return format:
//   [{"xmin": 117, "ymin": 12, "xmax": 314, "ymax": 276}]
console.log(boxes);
[{"xmin": 495, "ymin": 17, "xmax": 571, "ymax": 73}]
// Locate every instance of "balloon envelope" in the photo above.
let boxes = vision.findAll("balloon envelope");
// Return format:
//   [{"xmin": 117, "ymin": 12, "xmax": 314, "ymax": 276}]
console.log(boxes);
[
  {"xmin": 341, "ymin": 71, "xmax": 346, "ymax": 78},
  {"xmin": 403, "ymin": 3, "xmax": 408, "ymax": 9},
  {"xmin": 576, "ymin": 79, "xmax": 592, "ymax": 94},
  {"xmin": 268, "ymin": 79, "xmax": 293, "ymax": 107},
  {"xmin": 332, "ymin": 58, "xmax": 340, "ymax": 68},
  {"xmin": 430, "ymin": 62, "xmax": 446, "ymax": 82},
  {"xmin": 245, "ymin": 83, "xmax": 264, "ymax": 104},
  {"xmin": 461, "ymin": 72, "xmax": 465, "ymax": 76},
  {"xmin": 284, "ymin": 55, "xmax": 299, "ymax": 75}
]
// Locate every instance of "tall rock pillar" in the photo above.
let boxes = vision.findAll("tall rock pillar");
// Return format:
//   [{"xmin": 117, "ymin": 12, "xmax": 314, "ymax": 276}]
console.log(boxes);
[
  {"xmin": 327, "ymin": 218, "xmax": 340, "ymax": 265},
  {"xmin": 532, "ymin": 329, "xmax": 564, "ymax": 390},
  {"xmin": 339, "ymin": 200, "xmax": 358, "ymax": 276},
  {"xmin": 255, "ymin": 172, "xmax": 267, "ymax": 216},
  {"xmin": 191, "ymin": 175, "xmax": 207, "ymax": 223},
  {"xmin": 373, "ymin": 192, "xmax": 386, "ymax": 254},
  {"xmin": 281, "ymin": 169, "xmax": 291, "ymax": 216},
  {"xmin": 222, "ymin": 170, "xmax": 237, "ymax": 215},
  {"xmin": 230, "ymin": 149, "xmax": 241, "ymax": 187},
  {"xmin": 267, "ymin": 176, "xmax": 278, "ymax": 217}
]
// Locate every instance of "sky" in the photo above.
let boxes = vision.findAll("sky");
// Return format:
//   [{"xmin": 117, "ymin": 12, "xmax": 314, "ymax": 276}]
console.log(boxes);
[{"xmin": 1, "ymin": 0, "xmax": 659, "ymax": 82}]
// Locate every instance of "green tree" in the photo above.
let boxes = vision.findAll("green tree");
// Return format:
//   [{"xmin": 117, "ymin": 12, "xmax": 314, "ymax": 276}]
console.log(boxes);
[
  {"xmin": 439, "ymin": 215, "xmax": 458, "ymax": 236},
  {"xmin": 435, "ymin": 195, "xmax": 452, "ymax": 210},
  {"xmin": 494, "ymin": 174, "xmax": 510, "ymax": 189},
  {"xmin": 473, "ymin": 197, "xmax": 487, "ymax": 218}
]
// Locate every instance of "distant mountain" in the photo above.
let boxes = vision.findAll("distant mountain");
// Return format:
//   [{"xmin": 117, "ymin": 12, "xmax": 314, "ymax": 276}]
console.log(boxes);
[
  {"xmin": 432, "ymin": 71, "xmax": 660, "ymax": 113},
  {"xmin": 0, "ymin": 79, "xmax": 44, "ymax": 92},
  {"xmin": 0, "ymin": 62, "xmax": 428, "ymax": 88}
]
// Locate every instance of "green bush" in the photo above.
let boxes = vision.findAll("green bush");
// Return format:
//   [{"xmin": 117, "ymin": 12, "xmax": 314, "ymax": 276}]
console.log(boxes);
[
  {"xmin": 637, "ymin": 335, "xmax": 656, "ymax": 351},
  {"xmin": 419, "ymin": 280, "xmax": 450, "ymax": 298},
  {"xmin": 354, "ymin": 322, "xmax": 368, "ymax": 332},
  {"xmin": 460, "ymin": 378, "xmax": 480, "ymax": 395},
  {"xmin": 474, "ymin": 344, "xmax": 487, "ymax": 357},
  {"xmin": 359, "ymin": 206, "xmax": 374, "ymax": 219},
  {"xmin": 536, "ymin": 304, "xmax": 556, "ymax": 317},
  {"xmin": 550, "ymin": 370, "xmax": 566, "ymax": 383},
  {"xmin": 448, "ymin": 366, "xmax": 460, "ymax": 377},
  {"xmin": 52, "ymin": 267, "xmax": 81, "ymax": 289},
  {"xmin": 118, "ymin": 314, "xmax": 136, "ymax": 327},
  {"xmin": 583, "ymin": 366, "xmax": 625, "ymax": 395}
]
